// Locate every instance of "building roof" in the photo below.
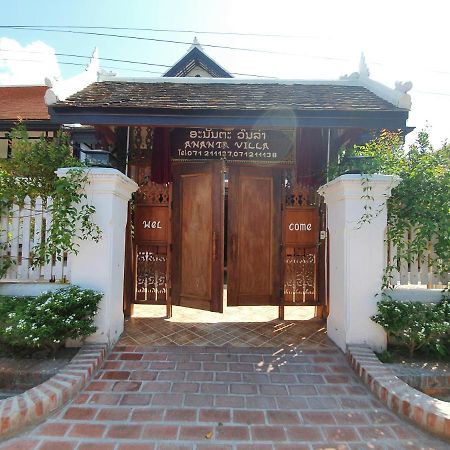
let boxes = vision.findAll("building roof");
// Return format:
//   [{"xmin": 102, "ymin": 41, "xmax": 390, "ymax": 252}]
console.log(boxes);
[
  {"xmin": 163, "ymin": 39, "xmax": 232, "ymax": 78},
  {"xmin": 0, "ymin": 86, "xmax": 50, "ymax": 120},
  {"xmin": 54, "ymin": 79, "xmax": 401, "ymax": 112}
]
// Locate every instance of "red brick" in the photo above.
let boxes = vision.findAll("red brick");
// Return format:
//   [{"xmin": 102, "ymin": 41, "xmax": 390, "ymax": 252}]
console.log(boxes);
[
  {"xmin": 230, "ymin": 384, "xmax": 257, "ymax": 395},
  {"xmin": 187, "ymin": 371, "xmax": 214, "ymax": 381},
  {"xmin": 103, "ymin": 361, "xmax": 123, "ymax": 369},
  {"xmin": 215, "ymin": 395, "xmax": 245, "ymax": 408},
  {"xmin": 197, "ymin": 445, "xmax": 233, "ymax": 450},
  {"xmin": 171, "ymin": 382, "xmax": 200, "ymax": 393},
  {"xmin": 85, "ymin": 381, "xmax": 114, "ymax": 392},
  {"xmin": 390, "ymin": 423, "xmax": 421, "ymax": 440},
  {"xmin": 358, "ymin": 426, "xmax": 396, "ymax": 439},
  {"xmin": 69, "ymin": 423, "xmax": 106, "ymax": 438},
  {"xmin": 302, "ymin": 411, "xmax": 336, "ymax": 425},
  {"xmin": 346, "ymin": 385, "xmax": 368, "ymax": 395},
  {"xmin": 0, "ymin": 439, "xmax": 39, "ymax": 450},
  {"xmin": 185, "ymin": 394, "xmax": 214, "ymax": 407},
  {"xmin": 117, "ymin": 444, "xmax": 155, "ymax": 450},
  {"xmin": 158, "ymin": 371, "xmax": 186, "ymax": 381},
  {"xmin": 101, "ymin": 371, "xmax": 131, "ymax": 380},
  {"xmin": 317, "ymin": 385, "xmax": 347, "ymax": 395},
  {"xmin": 129, "ymin": 370, "xmax": 158, "ymax": 381},
  {"xmin": 131, "ymin": 408, "xmax": 164, "ymax": 421},
  {"xmin": 333, "ymin": 411, "xmax": 368, "ymax": 425},
  {"xmin": 215, "ymin": 372, "xmax": 241, "ymax": 382},
  {"xmin": 267, "ymin": 410, "xmax": 300, "ymax": 425},
  {"xmin": 216, "ymin": 425, "xmax": 250, "ymax": 440},
  {"xmin": 283, "ymin": 384, "xmax": 316, "ymax": 395},
  {"xmin": 152, "ymin": 393, "xmax": 184, "ymax": 406},
  {"xmin": 324, "ymin": 374, "xmax": 351, "ymax": 384},
  {"xmin": 141, "ymin": 381, "xmax": 171, "ymax": 392},
  {"xmin": 233, "ymin": 410, "xmax": 265, "ymax": 425},
  {"xmin": 106, "ymin": 424, "xmax": 143, "ymax": 439},
  {"xmin": 366, "ymin": 410, "xmax": 397, "ymax": 424},
  {"xmin": 97, "ymin": 407, "xmax": 131, "ymax": 421},
  {"xmin": 176, "ymin": 362, "xmax": 202, "ymax": 370},
  {"xmin": 157, "ymin": 446, "xmax": 190, "ymax": 450},
  {"xmin": 72, "ymin": 393, "xmax": 90, "ymax": 404},
  {"xmin": 274, "ymin": 445, "xmax": 310, "ymax": 450},
  {"xmin": 120, "ymin": 393, "xmax": 152, "ymax": 406},
  {"xmin": 119, "ymin": 353, "xmax": 143, "ymax": 360},
  {"xmin": 89, "ymin": 393, "xmax": 122, "ymax": 405},
  {"xmin": 199, "ymin": 408, "xmax": 231, "ymax": 423},
  {"xmin": 251, "ymin": 425, "xmax": 286, "ymax": 441},
  {"xmin": 63, "ymin": 407, "xmax": 98, "ymax": 420},
  {"xmin": 201, "ymin": 383, "xmax": 229, "ymax": 394},
  {"xmin": 79, "ymin": 444, "xmax": 116, "ymax": 450},
  {"xmin": 340, "ymin": 397, "xmax": 371, "ymax": 409},
  {"xmin": 323, "ymin": 426, "xmax": 359, "ymax": 441},
  {"xmin": 36, "ymin": 422, "xmax": 71, "ymax": 436},
  {"xmin": 179, "ymin": 425, "xmax": 215, "ymax": 440},
  {"xmin": 112, "ymin": 381, "xmax": 142, "ymax": 392},
  {"xmin": 285, "ymin": 426, "xmax": 323, "ymax": 441},
  {"xmin": 165, "ymin": 408, "xmax": 197, "ymax": 422},
  {"xmin": 236, "ymin": 445, "xmax": 272, "ymax": 450},
  {"xmin": 297, "ymin": 375, "xmax": 325, "ymax": 384},
  {"xmin": 39, "ymin": 441, "xmax": 76, "ymax": 450},
  {"xmin": 121, "ymin": 361, "xmax": 149, "ymax": 370},
  {"xmin": 142, "ymin": 424, "xmax": 179, "ymax": 440},
  {"xmin": 142, "ymin": 353, "xmax": 168, "ymax": 361}
]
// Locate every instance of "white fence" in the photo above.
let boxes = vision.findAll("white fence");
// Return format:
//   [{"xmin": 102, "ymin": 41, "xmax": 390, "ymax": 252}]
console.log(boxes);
[
  {"xmin": 0, "ymin": 196, "xmax": 71, "ymax": 282},
  {"xmin": 386, "ymin": 231, "xmax": 449, "ymax": 288}
]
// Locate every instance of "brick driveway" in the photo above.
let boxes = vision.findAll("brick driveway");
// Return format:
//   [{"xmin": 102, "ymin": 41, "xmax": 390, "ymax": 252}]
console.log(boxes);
[{"xmin": 1, "ymin": 344, "xmax": 447, "ymax": 449}]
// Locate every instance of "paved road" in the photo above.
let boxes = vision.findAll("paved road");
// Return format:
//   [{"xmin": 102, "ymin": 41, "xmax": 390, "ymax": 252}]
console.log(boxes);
[{"xmin": 1, "ymin": 344, "xmax": 447, "ymax": 449}]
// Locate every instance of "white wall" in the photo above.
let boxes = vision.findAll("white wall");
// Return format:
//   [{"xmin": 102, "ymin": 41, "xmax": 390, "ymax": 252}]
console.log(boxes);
[{"xmin": 319, "ymin": 174, "xmax": 400, "ymax": 352}]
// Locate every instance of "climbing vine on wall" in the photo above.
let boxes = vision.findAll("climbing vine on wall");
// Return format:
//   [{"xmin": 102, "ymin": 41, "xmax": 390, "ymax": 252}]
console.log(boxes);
[
  {"xmin": 0, "ymin": 123, "xmax": 102, "ymax": 278},
  {"xmin": 331, "ymin": 130, "xmax": 450, "ymax": 288}
]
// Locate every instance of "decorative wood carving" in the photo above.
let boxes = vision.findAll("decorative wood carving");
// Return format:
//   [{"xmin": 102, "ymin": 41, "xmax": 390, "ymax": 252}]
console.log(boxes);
[{"xmin": 284, "ymin": 170, "xmax": 320, "ymax": 207}]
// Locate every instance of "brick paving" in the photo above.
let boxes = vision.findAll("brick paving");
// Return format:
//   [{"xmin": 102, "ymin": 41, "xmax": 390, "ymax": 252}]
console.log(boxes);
[{"xmin": 1, "ymin": 344, "xmax": 448, "ymax": 449}]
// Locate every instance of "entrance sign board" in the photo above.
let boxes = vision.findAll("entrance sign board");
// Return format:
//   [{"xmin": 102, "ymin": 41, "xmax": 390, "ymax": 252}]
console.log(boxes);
[
  {"xmin": 283, "ymin": 208, "xmax": 319, "ymax": 246},
  {"xmin": 135, "ymin": 206, "xmax": 169, "ymax": 242},
  {"xmin": 171, "ymin": 128, "xmax": 295, "ymax": 163}
]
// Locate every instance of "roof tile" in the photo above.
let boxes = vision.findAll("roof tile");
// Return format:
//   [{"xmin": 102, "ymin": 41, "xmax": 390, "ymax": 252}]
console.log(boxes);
[
  {"xmin": 56, "ymin": 81, "xmax": 400, "ymax": 112},
  {"xmin": 0, "ymin": 86, "xmax": 49, "ymax": 120}
]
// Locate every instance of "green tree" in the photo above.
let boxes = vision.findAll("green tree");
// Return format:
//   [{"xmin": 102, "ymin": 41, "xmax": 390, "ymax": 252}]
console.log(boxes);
[
  {"xmin": 333, "ymin": 130, "xmax": 449, "ymax": 287},
  {"xmin": 0, "ymin": 123, "xmax": 101, "ymax": 277}
]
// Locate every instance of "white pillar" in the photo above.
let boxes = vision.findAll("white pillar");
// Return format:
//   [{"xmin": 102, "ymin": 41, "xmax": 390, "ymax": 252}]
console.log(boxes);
[
  {"xmin": 318, "ymin": 174, "xmax": 400, "ymax": 353},
  {"xmin": 57, "ymin": 168, "xmax": 138, "ymax": 346}
]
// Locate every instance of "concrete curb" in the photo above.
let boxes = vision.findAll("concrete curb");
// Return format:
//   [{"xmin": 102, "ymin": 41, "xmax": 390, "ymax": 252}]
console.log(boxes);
[
  {"xmin": 348, "ymin": 345, "xmax": 450, "ymax": 442},
  {"xmin": 0, "ymin": 344, "xmax": 107, "ymax": 440}
]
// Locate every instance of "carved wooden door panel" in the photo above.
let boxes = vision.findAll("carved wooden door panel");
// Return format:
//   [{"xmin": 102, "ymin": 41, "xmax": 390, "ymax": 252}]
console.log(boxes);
[
  {"xmin": 172, "ymin": 161, "xmax": 224, "ymax": 312},
  {"xmin": 227, "ymin": 166, "xmax": 282, "ymax": 306}
]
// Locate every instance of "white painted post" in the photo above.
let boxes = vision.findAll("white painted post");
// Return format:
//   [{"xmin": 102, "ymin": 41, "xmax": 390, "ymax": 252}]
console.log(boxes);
[
  {"xmin": 318, "ymin": 174, "xmax": 401, "ymax": 353},
  {"xmin": 57, "ymin": 168, "xmax": 138, "ymax": 346}
]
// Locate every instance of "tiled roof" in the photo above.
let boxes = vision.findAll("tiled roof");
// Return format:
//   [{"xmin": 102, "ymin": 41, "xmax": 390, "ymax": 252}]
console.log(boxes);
[
  {"xmin": 0, "ymin": 86, "xmax": 49, "ymax": 120},
  {"xmin": 56, "ymin": 81, "xmax": 401, "ymax": 112}
]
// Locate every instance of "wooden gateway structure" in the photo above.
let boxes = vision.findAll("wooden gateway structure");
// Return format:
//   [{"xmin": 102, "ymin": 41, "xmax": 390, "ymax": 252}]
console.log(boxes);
[{"xmin": 47, "ymin": 43, "xmax": 410, "ymax": 319}]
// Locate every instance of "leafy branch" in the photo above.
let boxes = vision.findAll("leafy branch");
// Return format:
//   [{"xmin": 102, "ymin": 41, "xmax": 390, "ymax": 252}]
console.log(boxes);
[
  {"xmin": 0, "ymin": 123, "xmax": 102, "ymax": 277},
  {"xmin": 330, "ymin": 129, "xmax": 449, "ymax": 288}
]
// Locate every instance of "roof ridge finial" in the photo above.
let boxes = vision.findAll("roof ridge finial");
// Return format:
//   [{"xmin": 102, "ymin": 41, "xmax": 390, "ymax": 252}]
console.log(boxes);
[
  {"xmin": 190, "ymin": 36, "xmax": 203, "ymax": 51},
  {"xmin": 359, "ymin": 52, "xmax": 370, "ymax": 78}
]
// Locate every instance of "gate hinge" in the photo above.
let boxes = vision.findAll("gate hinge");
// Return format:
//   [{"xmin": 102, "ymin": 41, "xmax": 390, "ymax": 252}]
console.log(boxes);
[
  {"xmin": 171, "ymin": 200, "xmax": 174, "ymax": 210},
  {"xmin": 169, "ymin": 243, "xmax": 173, "ymax": 252},
  {"xmin": 279, "ymin": 287, "xmax": 284, "ymax": 297},
  {"xmin": 280, "ymin": 244, "xmax": 284, "ymax": 254}
]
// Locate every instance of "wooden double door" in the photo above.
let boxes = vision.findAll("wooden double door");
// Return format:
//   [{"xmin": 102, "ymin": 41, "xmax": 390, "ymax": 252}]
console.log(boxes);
[{"xmin": 172, "ymin": 162, "xmax": 282, "ymax": 312}]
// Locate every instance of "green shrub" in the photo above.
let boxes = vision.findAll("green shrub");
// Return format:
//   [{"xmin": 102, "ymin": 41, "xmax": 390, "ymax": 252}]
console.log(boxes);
[
  {"xmin": 0, "ymin": 286, "xmax": 102, "ymax": 355},
  {"xmin": 371, "ymin": 296, "xmax": 450, "ymax": 358}
]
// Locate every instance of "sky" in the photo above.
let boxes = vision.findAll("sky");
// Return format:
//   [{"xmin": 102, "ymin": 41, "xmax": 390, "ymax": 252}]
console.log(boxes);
[{"xmin": 1, "ymin": 0, "xmax": 449, "ymax": 146}]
